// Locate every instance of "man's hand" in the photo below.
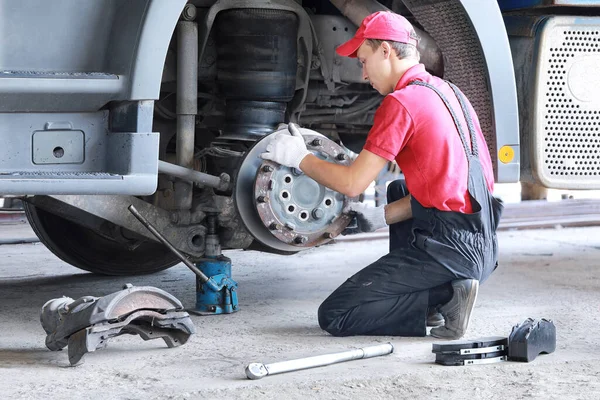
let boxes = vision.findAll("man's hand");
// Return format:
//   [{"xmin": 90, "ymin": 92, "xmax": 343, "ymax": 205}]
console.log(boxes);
[
  {"xmin": 260, "ymin": 123, "xmax": 310, "ymax": 170},
  {"xmin": 343, "ymin": 202, "xmax": 387, "ymax": 233}
]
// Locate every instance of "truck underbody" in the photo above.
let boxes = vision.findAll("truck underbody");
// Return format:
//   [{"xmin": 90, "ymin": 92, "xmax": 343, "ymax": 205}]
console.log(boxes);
[{"xmin": 1, "ymin": 0, "xmax": 598, "ymax": 275}]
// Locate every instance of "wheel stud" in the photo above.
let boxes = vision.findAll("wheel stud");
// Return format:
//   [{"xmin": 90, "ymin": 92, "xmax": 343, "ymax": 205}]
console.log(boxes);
[
  {"xmin": 312, "ymin": 208, "xmax": 324, "ymax": 220},
  {"xmin": 294, "ymin": 236, "xmax": 307, "ymax": 244}
]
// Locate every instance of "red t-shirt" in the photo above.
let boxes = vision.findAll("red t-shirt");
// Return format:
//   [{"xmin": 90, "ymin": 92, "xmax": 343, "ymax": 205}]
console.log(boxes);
[{"xmin": 363, "ymin": 64, "xmax": 494, "ymax": 214}]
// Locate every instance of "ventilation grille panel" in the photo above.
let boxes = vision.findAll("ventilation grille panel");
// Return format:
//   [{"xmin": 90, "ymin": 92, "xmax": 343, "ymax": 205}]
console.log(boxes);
[{"xmin": 536, "ymin": 17, "xmax": 600, "ymax": 188}]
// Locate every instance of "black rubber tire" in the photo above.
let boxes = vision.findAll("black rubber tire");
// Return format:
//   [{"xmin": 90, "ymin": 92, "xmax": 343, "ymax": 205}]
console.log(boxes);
[{"xmin": 23, "ymin": 200, "xmax": 180, "ymax": 276}]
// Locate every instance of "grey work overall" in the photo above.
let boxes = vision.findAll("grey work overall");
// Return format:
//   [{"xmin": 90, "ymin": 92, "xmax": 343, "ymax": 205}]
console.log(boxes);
[{"xmin": 318, "ymin": 81, "xmax": 504, "ymax": 337}]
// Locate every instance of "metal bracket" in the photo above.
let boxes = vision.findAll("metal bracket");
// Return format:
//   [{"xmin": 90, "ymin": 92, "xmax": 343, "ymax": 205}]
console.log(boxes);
[
  {"xmin": 460, "ymin": 345, "xmax": 505, "ymax": 355},
  {"xmin": 463, "ymin": 356, "xmax": 507, "ymax": 366}
]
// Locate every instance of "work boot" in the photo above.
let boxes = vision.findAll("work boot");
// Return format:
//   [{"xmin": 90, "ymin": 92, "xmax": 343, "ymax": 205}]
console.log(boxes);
[
  {"xmin": 430, "ymin": 279, "xmax": 479, "ymax": 340},
  {"xmin": 426, "ymin": 308, "xmax": 444, "ymax": 327}
]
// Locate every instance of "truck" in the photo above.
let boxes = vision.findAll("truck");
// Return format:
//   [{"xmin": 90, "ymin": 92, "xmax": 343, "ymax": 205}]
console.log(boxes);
[{"xmin": 0, "ymin": 0, "xmax": 596, "ymax": 275}]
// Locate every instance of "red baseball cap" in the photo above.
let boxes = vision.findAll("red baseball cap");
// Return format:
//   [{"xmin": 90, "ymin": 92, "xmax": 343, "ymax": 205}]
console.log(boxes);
[{"xmin": 336, "ymin": 11, "xmax": 419, "ymax": 58}]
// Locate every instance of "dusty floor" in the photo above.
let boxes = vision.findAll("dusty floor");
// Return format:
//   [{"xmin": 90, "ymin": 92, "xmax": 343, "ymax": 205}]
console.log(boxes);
[{"xmin": 0, "ymin": 222, "xmax": 599, "ymax": 399}]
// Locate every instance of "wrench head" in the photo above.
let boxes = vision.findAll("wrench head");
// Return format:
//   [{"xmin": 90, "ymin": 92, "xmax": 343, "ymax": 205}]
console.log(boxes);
[{"xmin": 245, "ymin": 363, "xmax": 268, "ymax": 380}]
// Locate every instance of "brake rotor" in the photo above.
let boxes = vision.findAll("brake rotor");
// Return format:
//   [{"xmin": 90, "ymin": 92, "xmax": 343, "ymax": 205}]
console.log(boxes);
[{"xmin": 234, "ymin": 127, "xmax": 356, "ymax": 252}]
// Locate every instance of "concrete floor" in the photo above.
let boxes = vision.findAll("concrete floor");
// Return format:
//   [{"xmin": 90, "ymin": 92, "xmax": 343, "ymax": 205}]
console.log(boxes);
[{"xmin": 1, "ymin": 223, "xmax": 599, "ymax": 399}]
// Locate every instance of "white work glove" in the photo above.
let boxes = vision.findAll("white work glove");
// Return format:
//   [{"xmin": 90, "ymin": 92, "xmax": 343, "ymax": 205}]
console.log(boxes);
[
  {"xmin": 343, "ymin": 202, "xmax": 387, "ymax": 233},
  {"xmin": 260, "ymin": 123, "xmax": 310, "ymax": 170}
]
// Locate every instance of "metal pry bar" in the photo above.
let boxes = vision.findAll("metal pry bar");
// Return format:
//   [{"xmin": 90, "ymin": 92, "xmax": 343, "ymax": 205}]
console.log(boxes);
[
  {"xmin": 245, "ymin": 343, "xmax": 394, "ymax": 380},
  {"xmin": 128, "ymin": 204, "xmax": 209, "ymax": 283}
]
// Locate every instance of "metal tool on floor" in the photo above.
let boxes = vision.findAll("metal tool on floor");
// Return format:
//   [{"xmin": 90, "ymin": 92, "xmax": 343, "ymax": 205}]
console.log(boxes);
[
  {"xmin": 41, "ymin": 284, "xmax": 196, "ymax": 366},
  {"xmin": 128, "ymin": 205, "xmax": 238, "ymax": 314},
  {"xmin": 245, "ymin": 343, "xmax": 394, "ymax": 380}
]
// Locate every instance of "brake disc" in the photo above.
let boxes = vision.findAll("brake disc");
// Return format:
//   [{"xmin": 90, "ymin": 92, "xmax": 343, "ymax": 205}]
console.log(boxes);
[{"xmin": 235, "ymin": 127, "xmax": 356, "ymax": 252}]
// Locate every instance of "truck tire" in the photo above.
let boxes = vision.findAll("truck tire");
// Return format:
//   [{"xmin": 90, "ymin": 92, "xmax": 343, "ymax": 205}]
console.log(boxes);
[{"xmin": 23, "ymin": 202, "xmax": 180, "ymax": 276}]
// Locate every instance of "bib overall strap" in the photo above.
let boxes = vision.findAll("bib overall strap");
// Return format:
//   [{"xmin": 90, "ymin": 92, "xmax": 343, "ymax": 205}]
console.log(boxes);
[
  {"xmin": 447, "ymin": 82, "xmax": 479, "ymax": 158},
  {"xmin": 408, "ymin": 80, "xmax": 478, "ymax": 161}
]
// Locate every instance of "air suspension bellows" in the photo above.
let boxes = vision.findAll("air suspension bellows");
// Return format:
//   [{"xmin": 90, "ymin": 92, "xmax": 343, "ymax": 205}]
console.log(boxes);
[{"xmin": 216, "ymin": 9, "xmax": 298, "ymax": 139}]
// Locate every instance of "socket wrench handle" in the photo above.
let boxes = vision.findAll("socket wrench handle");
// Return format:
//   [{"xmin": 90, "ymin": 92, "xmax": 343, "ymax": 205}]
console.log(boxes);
[
  {"xmin": 245, "ymin": 343, "xmax": 393, "ymax": 380},
  {"xmin": 128, "ymin": 204, "xmax": 210, "ymax": 283}
]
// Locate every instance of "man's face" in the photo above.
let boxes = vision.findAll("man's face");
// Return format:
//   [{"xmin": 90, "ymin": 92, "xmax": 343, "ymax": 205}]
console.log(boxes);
[{"xmin": 357, "ymin": 41, "xmax": 392, "ymax": 95}]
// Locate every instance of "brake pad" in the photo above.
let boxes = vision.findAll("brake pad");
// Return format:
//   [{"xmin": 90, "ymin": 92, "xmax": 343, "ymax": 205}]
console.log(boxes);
[
  {"xmin": 432, "ymin": 336, "xmax": 508, "ymax": 366},
  {"xmin": 508, "ymin": 318, "xmax": 556, "ymax": 362}
]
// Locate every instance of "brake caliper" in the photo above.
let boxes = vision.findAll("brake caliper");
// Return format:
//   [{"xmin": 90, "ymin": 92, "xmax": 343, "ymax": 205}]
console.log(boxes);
[{"xmin": 41, "ymin": 284, "xmax": 196, "ymax": 365}]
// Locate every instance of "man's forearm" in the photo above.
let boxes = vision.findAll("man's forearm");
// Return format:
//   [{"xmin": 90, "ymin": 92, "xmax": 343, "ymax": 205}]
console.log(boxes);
[
  {"xmin": 299, "ymin": 150, "xmax": 390, "ymax": 198},
  {"xmin": 299, "ymin": 155, "xmax": 358, "ymax": 197},
  {"xmin": 384, "ymin": 195, "xmax": 412, "ymax": 225}
]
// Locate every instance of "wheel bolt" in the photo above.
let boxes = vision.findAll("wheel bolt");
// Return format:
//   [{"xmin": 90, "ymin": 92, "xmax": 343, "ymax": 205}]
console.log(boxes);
[
  {"xmin": 256, "ymin": 196, "xmax": 267, "ymax": 203},
  {"xmin": 269, "ymin": 222, "xmax": 281, "ymax": 230},
  {"xmin": 336, "ymin": 153, "xmax": 347, "ymax": 161},
  {"xmin": 311, "ymin": 138, "xmax": 322, "ymax": 147},
  {"xmin": 324, "ymin": 232, "xmax": 334, "ymax": 239},
  {"xmin": 294, "ymin": 236, "xmax": 307, "ymax": 244},
  {"xmin": 262, "ymin": 165, "xmax": 274, "ymax": 173},
  {"xmin": 312, "ymin": 208, "xmax": 324, "ymax": 220}
]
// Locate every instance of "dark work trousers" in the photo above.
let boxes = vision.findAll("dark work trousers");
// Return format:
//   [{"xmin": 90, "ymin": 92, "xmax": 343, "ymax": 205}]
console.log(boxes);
[{"xmin": 318, "ymin": 80, "xmax": 504, "ymax": 337}]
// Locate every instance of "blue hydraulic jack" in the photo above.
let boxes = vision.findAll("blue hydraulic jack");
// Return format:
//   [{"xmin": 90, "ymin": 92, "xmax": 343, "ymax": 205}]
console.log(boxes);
[
  {"xmin": 128, "ymin": 206, "xmax": 239, "ymax": 314},
  {"xmin": 195, "ymin": 212, "xmax": 238, "ymax": 314}
]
